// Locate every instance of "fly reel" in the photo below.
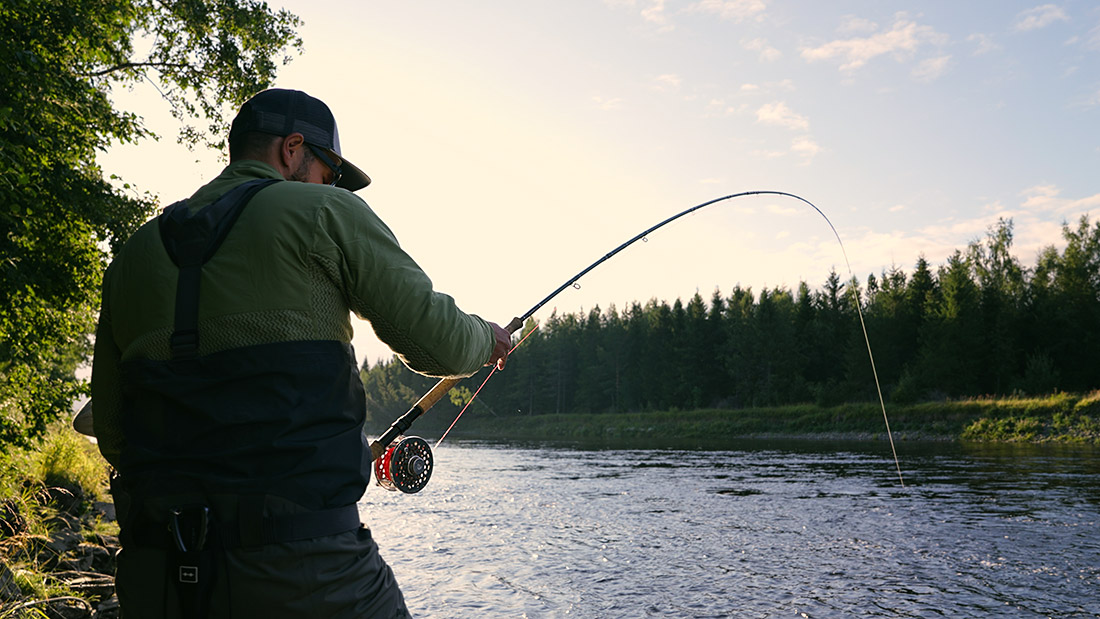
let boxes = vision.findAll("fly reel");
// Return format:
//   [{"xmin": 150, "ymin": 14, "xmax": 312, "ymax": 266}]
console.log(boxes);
[{"xmin": 373, "ymin": 435, "xmax": 434, "ymax": 493}]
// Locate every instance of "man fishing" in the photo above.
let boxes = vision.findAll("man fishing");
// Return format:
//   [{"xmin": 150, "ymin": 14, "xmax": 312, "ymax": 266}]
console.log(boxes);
[{"xmin": 90, "ymin": 88, "xmax": 511, "ymax": 618}]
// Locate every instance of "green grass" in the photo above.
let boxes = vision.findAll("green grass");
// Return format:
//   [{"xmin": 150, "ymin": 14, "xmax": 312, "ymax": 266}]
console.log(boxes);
[
  {"xmin": 957, "ymin": 391, "xmax": 1100, "ymax": 443},
  {"xmin": 1, "ymin": 424, "xmax": 110, "ymax": 505},
  {"xmin": 32, "ymin": 428, "xmax": 109, "ymax": 503}
]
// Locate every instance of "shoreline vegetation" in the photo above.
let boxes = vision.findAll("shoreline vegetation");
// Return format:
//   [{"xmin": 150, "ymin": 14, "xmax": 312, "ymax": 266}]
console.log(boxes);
[
  {"xmin": 443, "ymin": 391, "xmax": 1100, "ymax": 445},
  {"xmin": 0, "ymin": 425, "xmax": 118, "ymax": 619},
  {"xmin": 2, "ymin": 393, "xmax": 1097, "ymax": 617}
]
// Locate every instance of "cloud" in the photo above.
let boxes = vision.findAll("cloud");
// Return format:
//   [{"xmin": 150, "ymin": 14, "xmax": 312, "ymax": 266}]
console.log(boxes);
[
  {"xmin": 755, "ymin": 102, "xmax": 809, "ymax": 131},
  {"xmin": 839, "ymin": 15, "xmax": 879, "ymax": 34},
  {"xmin": 1021, "ymin": 184, "xmax": 1100, "ymax": 214},
  {"xmin": 690, "ymin": 0, "xmax": 768, "ymax": 23},
  {"xmin": 751, "ymin": 147, "xmax": 786, "ymax": 159},
  {"xmin": 753, "ymin": 103, "xmax": 819, "ymax": 163},
  {"xmin": 1088, "ymin": 21, "xmax": 1100, "ymax": 50},
  {"xmin": 704, "ymin": 98, "xmax": 743, "ymax": 116},
  {"xmin": 1013, "ymin": 4, "xmax": 1068, "ymax": 32},
  {"xmin": 766, "ymin": 203, "xmax": 802, "ymax": 216},
  {"xmin": 742, "ymin": 37, "xmax": 782, "ymax": 61},
  {"xmin": 905, "ymin": 187, "xmax": 1100, "ymax": 265},
  {"xmin": 614, "ymin": 0, "xmax": 768, "ymax": 30},
  {"xmin": 801, "ymin": 15, "xmax": 947, "ymax": 72},
  {"xmin": 1021, "ymin": 184, "xmax": 1060, "ymax": 208},
  {"xmin": 842, "ymin": 188, "xmax": 1100, "ymax": 279},
  {"xmin": 740, "ymin": 80, "xmax": 796, "ymax": 95},
  {"xmin": 967, "ymin": 33, "xmax": 1000, "ymax": 55},
  {"xmin": 593, "ymin": 95, "xmax": 624, "ymax": 110},
  {"xmin": 912, "ymin": 55, "xmax": 951, "ymax": 82},
  {"xmin": 605, "ymin": 0, "xmax": 677, "ymax": 31},
  {"xmin": 641, "ymin": 0, "xmax": 672, "ymax": 29},
  {"xmin": 790, "ymin": 136, "xmax": 821, "ymax": 162},
  {"xmin": 652, "ymin": 74, "xmax": 681, "ymax": 91}
]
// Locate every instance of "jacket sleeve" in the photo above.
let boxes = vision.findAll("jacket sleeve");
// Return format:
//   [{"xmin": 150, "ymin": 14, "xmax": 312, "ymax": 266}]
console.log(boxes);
[{"xmin": 310, "ymin": 194, "xmax": 493, "ymax": 378}]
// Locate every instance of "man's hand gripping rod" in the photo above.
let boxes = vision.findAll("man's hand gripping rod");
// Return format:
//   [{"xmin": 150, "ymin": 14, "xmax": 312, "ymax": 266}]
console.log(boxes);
[{"xmin": 369, "ymin": 316, "xmax": 524, "ymax": 462}]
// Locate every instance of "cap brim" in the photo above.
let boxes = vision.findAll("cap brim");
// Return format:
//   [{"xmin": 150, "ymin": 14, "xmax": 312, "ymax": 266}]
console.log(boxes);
[
  {"xmin": 314, "ymin": 144, "xmax": 370, "ymax": 192},
  {"xmin": 336, "ymin": 159, "xmax": 371, "ymax": 192}
]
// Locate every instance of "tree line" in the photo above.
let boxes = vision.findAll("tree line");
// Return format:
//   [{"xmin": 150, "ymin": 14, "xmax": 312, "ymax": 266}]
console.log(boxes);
[{"xmin": 360, "ymin": 217, "xmax": 1100, "ymax": 431}]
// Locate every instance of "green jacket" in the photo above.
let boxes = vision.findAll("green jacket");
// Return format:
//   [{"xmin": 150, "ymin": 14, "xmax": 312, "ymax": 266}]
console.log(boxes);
[{"xmin": 92, "ymin": 160, "xmax": 493, "ymax": 501}]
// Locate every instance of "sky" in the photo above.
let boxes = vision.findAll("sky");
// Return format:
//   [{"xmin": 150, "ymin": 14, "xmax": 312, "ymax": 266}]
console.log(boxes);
[{"xmin": 100, "ymin": 1, "xmax": 1100, "ymax": 368}]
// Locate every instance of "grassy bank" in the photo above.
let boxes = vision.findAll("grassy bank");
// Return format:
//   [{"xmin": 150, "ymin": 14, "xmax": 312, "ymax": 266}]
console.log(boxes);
[
  {"xmin": 0, "ymin": 424, "xmax": 118, "ymax": 618},
  {"xmin": 447, "ymin": 391, "xmax": 1100, "ymax": 444}
]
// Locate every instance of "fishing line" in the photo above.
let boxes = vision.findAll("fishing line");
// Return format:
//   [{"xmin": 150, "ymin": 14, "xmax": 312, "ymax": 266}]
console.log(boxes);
[{"xmin": 513, "ymin": 190, "xmax": 904, "ymax": 487}]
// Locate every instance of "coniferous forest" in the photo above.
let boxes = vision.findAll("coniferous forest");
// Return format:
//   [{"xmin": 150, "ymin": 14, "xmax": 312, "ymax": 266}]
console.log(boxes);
[{"xmin": 360, "ymin": 217, "xmax": 1100, "ymax": 431}]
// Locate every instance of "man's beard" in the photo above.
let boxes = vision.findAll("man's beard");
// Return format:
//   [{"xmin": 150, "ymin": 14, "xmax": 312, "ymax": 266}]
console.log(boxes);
[{"xmin": 287, "ymin": 154, "xmax": 314, "ymax": 183}]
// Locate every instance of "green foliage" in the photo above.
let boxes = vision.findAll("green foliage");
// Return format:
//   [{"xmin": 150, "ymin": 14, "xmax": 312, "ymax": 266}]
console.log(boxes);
[
  {"xmin": 0, "ymin": 450, "xmax": 36, "ymax": 507},
  {"xmin": 359, "ymin": 358, "xmax": 438, "ymax": 428},
  {"xmin": 448, "ymin": 386, "xmax": 474, "ymax": 408},
  {"xmin": 0, "ymin": 0, "xmax": 302, "ymax": 446},
  {"xmin": 955, "ymin": 393, "xmax": 1100, "ymax": 442},
  {"xmin": 962, "ymin": 416, "xmax": 1043, "ymax": 442},
  {"xmin": 1017, "ymin": 352, "xmax": 1060, "ymax": 395}
]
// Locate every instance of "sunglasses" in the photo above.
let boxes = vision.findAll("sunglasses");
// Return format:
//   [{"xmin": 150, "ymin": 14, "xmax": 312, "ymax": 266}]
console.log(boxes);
[{"xmin": 307, "ymin": 144, "xmax": 343, "ymax": 187}]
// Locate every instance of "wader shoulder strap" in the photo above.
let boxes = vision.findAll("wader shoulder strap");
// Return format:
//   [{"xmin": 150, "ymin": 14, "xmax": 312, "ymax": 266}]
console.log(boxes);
[{"xmin": 158, "ymin": 179, "xmax": 280, "ymax": 359}]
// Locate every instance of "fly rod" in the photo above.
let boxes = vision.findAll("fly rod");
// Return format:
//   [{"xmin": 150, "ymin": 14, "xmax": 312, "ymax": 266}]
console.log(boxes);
[{"xmin": 370, "ymin": 191, "xmax": 905, "ymax": 492}]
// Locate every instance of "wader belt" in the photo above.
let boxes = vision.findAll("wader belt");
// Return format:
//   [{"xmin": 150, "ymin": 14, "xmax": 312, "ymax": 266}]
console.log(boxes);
[
  {"xmin": 123, "ymin": 502, "xmax": 363, "ymax": 550},
  {"xmin": 158, "ymin": 178, "xmax": 280, "ymax": 360}
]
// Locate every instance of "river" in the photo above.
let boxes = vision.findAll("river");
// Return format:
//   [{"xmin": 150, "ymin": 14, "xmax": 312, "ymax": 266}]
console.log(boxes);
[{"xmin": 358, "ymin": 440, "xmax": 1100, "ymax": 618}]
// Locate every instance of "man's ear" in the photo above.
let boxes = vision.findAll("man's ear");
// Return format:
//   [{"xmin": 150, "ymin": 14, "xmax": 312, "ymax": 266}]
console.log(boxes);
[{"xmin": 279, "ymin": 133, "xmax": 306, "ymax": 168}]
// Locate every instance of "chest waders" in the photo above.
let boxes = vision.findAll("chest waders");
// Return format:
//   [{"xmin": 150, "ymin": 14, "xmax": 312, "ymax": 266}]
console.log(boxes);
[{"xmin": 116, "ymin": 179, "xmax": 364, "ymax": 619}]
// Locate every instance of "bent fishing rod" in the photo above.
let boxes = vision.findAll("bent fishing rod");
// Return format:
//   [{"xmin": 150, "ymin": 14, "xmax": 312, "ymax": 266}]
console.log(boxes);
[{"xmin": 370, "ymin": 191, "xmax": 905, "ymax": 493}]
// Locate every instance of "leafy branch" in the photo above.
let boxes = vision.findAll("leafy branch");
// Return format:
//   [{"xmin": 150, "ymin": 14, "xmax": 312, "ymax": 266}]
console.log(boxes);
[{"xmin": 78, "ymin": 60, "xmax": 189, "ymax": 76}]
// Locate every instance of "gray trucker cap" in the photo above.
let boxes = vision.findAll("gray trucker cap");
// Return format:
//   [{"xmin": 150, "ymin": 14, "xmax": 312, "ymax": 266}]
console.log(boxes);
[{"xmin": 229, "ymin": 88, "xmax": 371, "ymax": 191}]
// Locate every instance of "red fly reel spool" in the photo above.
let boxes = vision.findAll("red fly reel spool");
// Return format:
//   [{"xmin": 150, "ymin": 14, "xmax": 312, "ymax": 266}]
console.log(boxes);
[{"xmin": 374, "ymin": 435, "xmax": 434, "ymax": 493}]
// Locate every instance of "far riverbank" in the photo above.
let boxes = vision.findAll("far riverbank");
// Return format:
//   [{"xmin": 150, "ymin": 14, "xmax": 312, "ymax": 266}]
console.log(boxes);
[{"xmin": 442, "ymin": 392, "xmax": 1100, "ymax": 444}]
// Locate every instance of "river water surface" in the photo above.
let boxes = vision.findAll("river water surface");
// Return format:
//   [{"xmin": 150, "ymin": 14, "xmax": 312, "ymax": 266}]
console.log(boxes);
[{"xmin": 359, "ymin": 440, "xmax": 1100, "ymax": 618}]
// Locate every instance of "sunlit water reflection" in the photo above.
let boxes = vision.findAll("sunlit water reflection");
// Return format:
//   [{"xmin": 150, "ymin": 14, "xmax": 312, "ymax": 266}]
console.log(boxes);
[{"xmin": 359, "ymin": 441, "xmax": 1100, "ymax": 618}]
